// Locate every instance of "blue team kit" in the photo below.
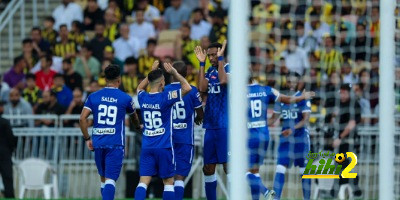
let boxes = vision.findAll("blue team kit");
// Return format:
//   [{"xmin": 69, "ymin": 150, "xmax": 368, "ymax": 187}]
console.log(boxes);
[{"xmin": 84, "ymin": 87, "xmax": 135, "ymax": 180}]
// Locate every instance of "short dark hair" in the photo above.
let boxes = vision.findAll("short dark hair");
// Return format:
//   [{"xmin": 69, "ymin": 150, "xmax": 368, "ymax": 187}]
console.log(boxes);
[
  {"xmin": 59, "ymin": 24, "xmax": 68, "ymax": 30},
  {"xmin": 340, "ymin": 83, "xmax": 352, "ymax": 92},
  {"xmin": 41, "ymin": 54, "xmax": 53, "ymax": 64},
  {"xmin": 81, "ymin": 43, "xmax": 93, "ymax": 52},
  {"xmin": 208, "ymin": 42, "xmax": 222, "ymax": 50},
  {"xmin": 31, "ymin": 27, "xmax": 41, "ymax": 33},
  {"xmin": 147, "ymin": 39, "xmax": 157, "ymax": 46},
  {"xmin": 14, "ymin": 55, "xmax": 25, "ymax": 65},
  {"xmin": 125, "ymin": 56, "xmax": 138, "ymax": 65},
  {"xmin": 22, "ymin": 38, "xmax": 33, "ymax": 45},
  {"xmin": 104, "ymin": 64, "xmax": 121, "ymax": 80},
  {"xmin": 172, "ymin": 61, "xmax": 187, "ymax": 77},
  {"xmin": 193, "ymin": 8, "xmax": 203, "ymax": 15},
  {"xmin": 181, "ymin": 23, "xmax": 191, "ymax": 29},
  {"xmin": 95, "ymin": 21, "xmax": 106, "ymax": 27},
  {"xmin": 44, "ymin": 16, "xmax": 55, "ymax": 23},
  {"xmin": 62, "ymin": 58, "xmax": 72, "ymax": 64},
  {"xmin": 54, "ymin": 73, "xmax": 64, "ymax": 79},
  {"xmin": 26, "ymin": 73, "xmax": 36, "ymax": 81},
  {"xmin": 148, "ymin": 69, "xmax": 164, "ymax": 82}
]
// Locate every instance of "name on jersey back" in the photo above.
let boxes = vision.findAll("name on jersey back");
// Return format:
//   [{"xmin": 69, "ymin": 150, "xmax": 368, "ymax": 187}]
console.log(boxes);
[
  {"xmin": 142, "ymin": 103, "xmax": 161, "ymax": 109},
  {"xmin": 247, "ymin": 92, "xmax": 268, "ymax": 98},
  {"xmin": 102, "ymin": 97, "xmax": 118, "ymax": 103}
]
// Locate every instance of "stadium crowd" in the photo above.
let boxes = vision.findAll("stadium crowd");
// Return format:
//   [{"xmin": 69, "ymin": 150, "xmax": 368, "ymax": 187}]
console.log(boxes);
[{"xmin": 0, "ymin": 0, "xmax": 381, "ymax": 128}]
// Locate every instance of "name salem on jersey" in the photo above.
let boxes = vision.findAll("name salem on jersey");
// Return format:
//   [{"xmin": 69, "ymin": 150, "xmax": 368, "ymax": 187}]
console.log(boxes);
[
  {"xmin": 142, "ymin": 103, "xmax": 161, "ymax": 109},
  {"xmin": 101, "ymin": 97, "xmax": 118, "ymax": 103}
]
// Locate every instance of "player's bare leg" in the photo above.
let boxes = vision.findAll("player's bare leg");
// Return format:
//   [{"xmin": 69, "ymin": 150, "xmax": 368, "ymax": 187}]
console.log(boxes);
[
  {"xmin": 102, "ymin": 177, "xmax": 116, "ymax": 200},
  {"xmin": 247, "ymin": 167, "xmax": 275, "ymax": 200},
  {"xmin": 203, "ymin": 164, "xmax": 217, "ymax": 200},
  {"xmin": 163, "ymin": 177, "xmax": 175, "ymax": 200},
  {"xmin": 174, "ymin": 175, "xmax": 186, "ymax": 200},
  {"xmin": 134, "ymin": 176, "xmax": 152, "ymax": 200}
]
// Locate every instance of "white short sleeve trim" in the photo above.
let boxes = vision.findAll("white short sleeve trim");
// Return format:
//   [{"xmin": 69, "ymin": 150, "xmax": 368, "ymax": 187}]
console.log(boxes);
[{"xmin": 83, "ymin": 106, "xmax": 92, "ymax": 112}]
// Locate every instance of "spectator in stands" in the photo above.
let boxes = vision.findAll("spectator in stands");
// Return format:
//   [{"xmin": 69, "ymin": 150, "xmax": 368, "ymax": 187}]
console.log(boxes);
[
  {"xmin": 35, "ymin": 90, "xmax": 65, "ymax": 127},
  {"xmin": 358, "ymin": 69, "xmax": 379, "ymax": 112},
  {"xmin": 3, "ymin": 56, "xmax": 26, "ymax": 89},
  {"xmin": 31, "ymin": 27, "xmax": 51, "ymax": 56},
  {"xmin": 163, "ymin": 0, "xmax": 191, "ymax": 29},
  {"xmin": 62, "ymin": 58, "xmax": 83, "ymax": 91},
  {"xmin": 370, "ymin": 6, "xmax": 380, "ymax": 47},
  {"xmin": 281, "ymin": 36, "xmax": 310, "ymax": 75},
  {"xmin": 129, "ymin": 9, "xmax": 156, "ymax": 50},
  {"xmin": 52, "ymin": 74, "xmax": 73, "ymax": 108},
  {"xmin": 20, "ymin": 38, "xmax": 39, "ymax": 71},
  {"xmin": 185, "ymin": 59, "xmax": 198, "ymax": 86},
  {"xmin": 251, "ymin": 0, "xmax": 280, "ymax": 32},
  {"xmin": 108, "ymin": 0, "xmax": 123, "ymax": 23},
  {"xmin": 138, "ymin": 39, "xmax": 157, "ymax": 76},
  {"xmin": 353, "ymin": 83, "xmax": 372, "ymax": 116},
  {"xmin": 89, "ymin": 21, "xmax": 112, "ymax": 62},
  {"xmin": 42, "ymin": 16, "xmax": 58, "ymax": 46},
  {"xmin": 315, "ymin": 35, "xmax": 344, "ymax": 76},
  {"xmin": 52, "ymin": 0, "xmax": 83, "ymax": 30},
  {"xmin": 30, "ymin": 54, "xmax": 63, "ymax": 74},
  {"xmin": 200, "ymin": 36, "xmax": 211, "ymax": 50},
  {"xmin": 295, "ymin": 21, "xmax": 319, "ymax": 54},
  {"xmin": 65, "ymin": 88, "xmax": 84, "ymax": 127},
  {"xmin": 97, "ymin": 59, "xmax": 112, "ymax": 87},
  {"xmin": 370, "ymin": 53, "xmax": 379, "ymax": 87},
  {"xmin": 84, "ymin": 0, "xmax": 104, "ymax": 31},
  {"xmin": 209, "ymin": 11, "xmax": 227, "ymax": 43},
  {"xmin": 331, "ymin": 83, "xmax": 362, "ymax": 197},
  {"xmin": 22, "ymin": 74, "xmax": 42, "ymax": 110},
  {"xmin": 304, "ymin": 10, "xmax": 330, "ymax": 45},
  {"xmin": 355, "ymin": 23, "xmax": 373, "ymax": 62},
  {"xmin": 74, "ymin": 43, "xmax": 101, "ymax": 81},
  {"xmin": 0, "ymin": 100, "xmax": 16, "ymax": 199},
  {"xmin": 190, "ymin": 8, "xmax": 212, "ymax": 40},
  {"xmin": 54, "ymin": 25, "xmax": 77, "ymax": 60},
  {"xmin": 176, "ymin": 24, "xmax": 199, "ymax": 67},
  {"xmin": 69, "ymin": 21, "xmax": 86, "ymax": 46},
  {"xmin": 86, "ymin": 79, "xmax": 101, "ymax": 96},
  {"xmin": 113, "ymin": 24, "xmax": 141, "ymax": 61},
  {"xmin": 305, "ymin": 0, "xmax": 333, "ymax": 25},
  {"xmin": 104, "ymin": 8, "xmax": 119, "ymax": 42},
  {"xmin": 103, "ymin": 45, "xmax": 124, "ymax": 73},
  {"xmin": 120, "ymin": 57, "xmax": 141, "ymax": 96},
  {"xmin": 35, "ymin": 54, "xmax": 57, "ymax": 91},
  {"xmin": 324, "ymin": 71, "xmax": 341, "ymax": 110},
  {"xmin": 341, "ymin": 60, "xmax": 357, "ymax": 84},
  {"xmin": 0, "ymin": 76, "xmax": 10, "ymax": 102},
  {"xmin": 4, "ymin": 88, "xmax": 34, "ymax": 127},
  {"xmin": 132, "ymin": 0, "xmax": 161, "ymax": 24}
]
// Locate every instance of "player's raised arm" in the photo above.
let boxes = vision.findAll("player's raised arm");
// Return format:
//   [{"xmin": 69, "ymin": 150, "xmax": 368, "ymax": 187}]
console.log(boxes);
[
  {"xmin": 79, "ymin": 107, "xmax": 93, "ymax": 151},
  {"xmin": 194, "ymin": 46, "xmax": 208, "ymax": 94},
  {"xmin": 137, "ymin": 60, "xmax": 159, "ymax": 93},
  {"xmin": 278, "ymin": 90, "xmax": 315, "ymax": 104},
  {"xmin": 217, "ymin": 40, "xmax": 228, "ymax": 85},
  {"xmin": 164, "ymin": 62, "xmax": 192, "ymax": 96}
]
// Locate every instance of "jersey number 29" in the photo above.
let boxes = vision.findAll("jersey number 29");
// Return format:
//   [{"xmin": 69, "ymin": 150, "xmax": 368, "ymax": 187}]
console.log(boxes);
[{"xmin": 98, "ymin": 105, "xmax": 117, "ymax": 125}]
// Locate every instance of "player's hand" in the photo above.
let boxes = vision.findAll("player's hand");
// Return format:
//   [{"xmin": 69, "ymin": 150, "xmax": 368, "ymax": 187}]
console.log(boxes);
[
  {"xmin": 332, "ymin": 138, "xmax": 341, "ymax": 148},
  {"xmin": 194, "ymin": 46, "xmax": 207, "ymax": 62},
  {"xmin": 302, "ymin": 89, "xmax": 316, "ymax": 100},
  {"xmin": 282, "ymin": 129, "xmax": 292, "ymax": 137},
  {"xmin": 164, "ymin": 62, "xmax": 177, "ymax": 75},
  {"xmin": 86, "ymin": 139, "xmax": 93, "ymax": 151},
  {"xmin": 217, "ymin": 40, "xmax": 227, "ymax": 57},
  {"xmin": 194, "ymin": 117, "xmax": 203, "ymax": 125},
  {"xmin": 152, "ymin": 60, "xmax": 159, "ymax": 71}
]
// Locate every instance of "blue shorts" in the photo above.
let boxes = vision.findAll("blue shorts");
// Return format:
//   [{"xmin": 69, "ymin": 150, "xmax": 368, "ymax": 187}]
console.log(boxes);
[
  {"xmin": 203, "ymin": 128, "xmax": 228, "ymax": 164},
  {"xmin": 139, "ymin": 148, "xmax": 175, "ymax": 179},
  {"xmin": 277, "ymin": 133, "xmax": 310, "ymax": 167},
  {"xmin": 248, "ymin": 128, "xmax": 270, "ymax": 168},
  {"xmin": 174, "ymin": 143, "xmax": 194, "ymax": 177},
  {"xmin": 94, "ymin": 147, "xmax": 124, "ymax": 181}
]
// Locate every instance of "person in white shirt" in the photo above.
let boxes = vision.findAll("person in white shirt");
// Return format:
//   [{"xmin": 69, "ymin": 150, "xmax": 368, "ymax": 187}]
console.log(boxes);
[
  {"xmin": 190, "ymin": 8, "xmax": 211, "ymax": 40},
  {"xmin": 281, "ymin": 37, "xmax": 310, "ymax": 75},
  {"xmin": 304, "ymin": 10, "xmax": 330, "ymax": 45},
  {"xmin": 52, "ymin": 0, "xmax": 83, "ymax": 30},
  {"xmin": 131, "ymin": 0, "xmax": 161, "ymax": 24},
  {"xmin": 129, "ymin": 9, "xmax": 156, "ymax": 50},
  {"xmin": 113, "ymin": 24, "xmax": 141, "ymax": 61}
]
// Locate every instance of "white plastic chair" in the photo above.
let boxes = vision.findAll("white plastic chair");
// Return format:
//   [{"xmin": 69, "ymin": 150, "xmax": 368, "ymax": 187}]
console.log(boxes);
[
  {"xmin": 18, "ymin": 158, "xmax": 59, "ymax": 199},
  {"xmin": 338, "ymin": 183, "xmax": 354, "ymax": 200},
  {"xmin": 313, "ymin": 178, "xmax": 335, "ymax": 199}
]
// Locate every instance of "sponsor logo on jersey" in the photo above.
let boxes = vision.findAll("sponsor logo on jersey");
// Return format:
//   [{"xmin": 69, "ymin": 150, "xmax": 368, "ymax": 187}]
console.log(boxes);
[
  {"xmin": 173, "ymin": 123, "xmax": 188, "ymax": 129},
  {"xmin": 168, "ymin": 90, "xmax": 178, "ymax": 100},
  {"xmin": 93, "ymin": 128, "xmax": 116, "ymax": 135},
  {"xmin": 144, "ymin": 128, "xmax": 166, "ymax": 136},
  {"xmin": 247, "ymin": 121, "xmax": 267, "ymax": 128}
]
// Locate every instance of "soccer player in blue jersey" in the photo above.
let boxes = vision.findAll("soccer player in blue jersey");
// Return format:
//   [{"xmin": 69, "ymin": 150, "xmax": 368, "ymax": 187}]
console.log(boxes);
[
  {"xmin": 268, "ymin": 73, "xmax": 312, "ymax": 200},
  {"xmin": 194, "ymin": 40, "xmax": 229, "ymax": 200},
  {"xmin": 79, "ymin": 64, "xmax": 141, "ymax": 200},
  {"xmin": 247, "ymin": 75, "xmax": 314, "ymax": 200},
  {"xmin": 163, "ymin": 61, "xmax": 204, "ymax": 200},
  {"xmin": 134, "ymin": 61, "xmax": 192, "ymax": 200}
]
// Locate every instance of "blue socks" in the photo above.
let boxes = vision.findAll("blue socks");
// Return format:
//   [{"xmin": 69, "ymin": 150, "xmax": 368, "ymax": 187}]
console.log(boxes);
[
  {"xmin": 273, "ymin": 165, "xmax": 287, "ymax": 199},
  {"xmin": 174, "ymin": 180, "xmax": 185, "ymax": 200},
  {"xmin": 204, "ymin": 174, "xmax": 217, "ymax": 200},
  {"xmin": 101, "ymin": 182, "xmax": 105, "ymax": 195},
  {"xmin": 102, "ymin": 179, "xmax": 116, "ymax": 200},
  {"xmin": 300, "ymin": 167, "xmax": 311, "ymax": 200},
  {"xmin": 163, "ymin": 185, "xmax": 175, "ymax": 200},
  {"xmin": 134, "ymin": 183, "xmax": 147, "ymax": 200},
  {"xmin": 247, "ymin": 172, "xmax": 269, "ymax": 200}
]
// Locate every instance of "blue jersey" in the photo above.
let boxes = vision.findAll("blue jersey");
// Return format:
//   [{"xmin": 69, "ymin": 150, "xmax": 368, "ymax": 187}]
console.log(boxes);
[
  {"xmin": 203, "ymin": 64, "xmax": 230, "ymax": 129},
  {"xmin": 273, "ymin": 91, "xmax": 311, "ymax": 137},
  {"xmin": 164, "ymin": 83, "xmax": 202, "ymax": 145},
  {"xmin": 247, "ymin": 84, "xmax": 280, "ymax": 138},
  {"xmin": 84, "ymin": 87, "xmax": 135, "ymax": 148},
  {"xmin": 138, "ymin": 89, "xmax": 182, "ymax": 149}
]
